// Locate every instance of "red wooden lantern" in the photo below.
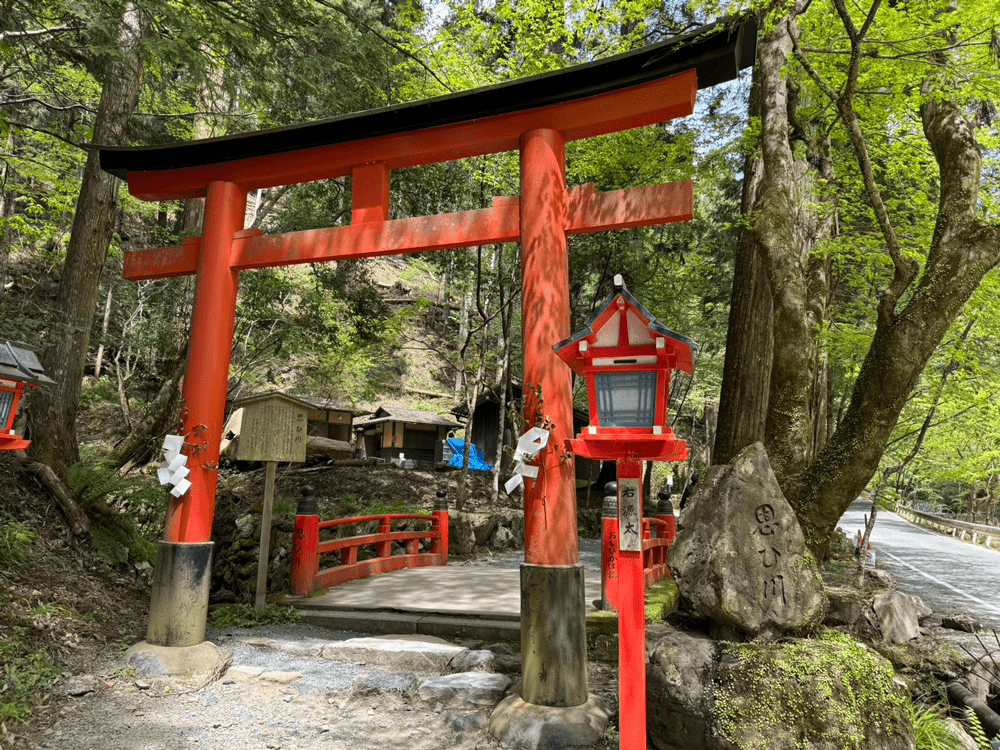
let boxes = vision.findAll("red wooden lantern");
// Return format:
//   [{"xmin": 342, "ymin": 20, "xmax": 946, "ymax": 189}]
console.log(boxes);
[
  {"xmin": 553, "ymin": 274, "xmax": 697, "ymax": 461},
  {"xmin": 0, "ymin": 339, "xmax": 54, "ymax": 452},
  {"xmin": 554, "ymin": 275, "xmax": 696, "ymax": 750}
]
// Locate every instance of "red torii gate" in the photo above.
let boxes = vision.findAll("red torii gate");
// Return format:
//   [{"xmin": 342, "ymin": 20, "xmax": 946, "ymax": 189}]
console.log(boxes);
[{"xmin": 101, "ymin": 15, "xmax": 754, "ymax": 732}]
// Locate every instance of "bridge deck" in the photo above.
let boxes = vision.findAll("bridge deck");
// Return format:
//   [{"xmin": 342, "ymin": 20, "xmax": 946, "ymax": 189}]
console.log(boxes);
[{"xmin": 285, "ymin": 545, "xmax": 606, "ymax": 640}]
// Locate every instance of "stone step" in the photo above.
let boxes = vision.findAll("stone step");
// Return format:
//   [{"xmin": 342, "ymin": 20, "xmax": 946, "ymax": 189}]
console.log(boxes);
[{"xmin": 296, "ymin": 607, "xmax": 522, "ymax": 642}]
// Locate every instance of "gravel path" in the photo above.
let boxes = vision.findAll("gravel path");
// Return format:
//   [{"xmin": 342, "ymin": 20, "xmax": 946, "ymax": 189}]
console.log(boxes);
[
  {"xmin": 21, "ymin": 624, "xmax": 512, "ymax": 750},
  {"xmin": 16, "ymin": 583, "xmax": 619, "ymax": 750}
]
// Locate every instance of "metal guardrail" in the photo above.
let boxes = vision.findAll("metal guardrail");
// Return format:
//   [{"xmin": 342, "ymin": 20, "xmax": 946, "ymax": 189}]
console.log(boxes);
[{"xmin": 895, "ymin": 506, "xmax": 1000, "ymax": 549}]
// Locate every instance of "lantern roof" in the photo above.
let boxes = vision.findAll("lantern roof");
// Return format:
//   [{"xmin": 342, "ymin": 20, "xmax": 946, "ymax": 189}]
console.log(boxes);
[
  {"xmin": 553, "ymin": 276, "xmax": 699, "ymax": 375},
  {"xmin": 0, "ymin": 339, "xmax": 54, "ymax": 386}
]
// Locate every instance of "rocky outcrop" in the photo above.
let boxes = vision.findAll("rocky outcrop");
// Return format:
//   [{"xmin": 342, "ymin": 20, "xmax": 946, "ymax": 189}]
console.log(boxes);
[
  {"xmin": 667, "ymin": 443, "xmax": 826, "ymax": 638},
  {"xmin": 647, "ymin": 628, "xmax": 915, "ymax": 750},
  {"xmin": 646, "ymin": 628, "xmax": 719, "ymax": 750},
  {"xmin": 871, "ymin": 590, "xmax": 932, "ymax": 643},
  {"xmin": 448, "ymin": 511, "xmax": 524, "ymax": 557}
]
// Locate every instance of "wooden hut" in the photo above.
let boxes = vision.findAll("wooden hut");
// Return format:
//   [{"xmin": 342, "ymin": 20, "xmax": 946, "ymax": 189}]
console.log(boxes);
[{"xmin": 356, "ymin": 407, "xmax": 460, "ymax": 468}]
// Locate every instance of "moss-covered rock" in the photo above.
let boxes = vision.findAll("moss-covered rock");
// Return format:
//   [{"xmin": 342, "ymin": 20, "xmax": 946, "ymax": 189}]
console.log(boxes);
[
  {"xmin": 648, "ymin": 629, "xmax": 916, "ymax": 750},
  {"xmin": 712, "ymin": 631, "xmax": 914, "ymax": 750}
]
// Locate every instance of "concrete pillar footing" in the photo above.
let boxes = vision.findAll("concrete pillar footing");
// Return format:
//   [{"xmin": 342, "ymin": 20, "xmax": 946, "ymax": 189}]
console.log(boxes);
[
  {"xmin": 147, "ymin": 540, "xmax": 214, "ymax": 647},
  {"xmin": 520, "ymin": 563, "xmax": 588, "ymax": 706},
  {"xmin": 489, "ymin": 692, "xmax": 610, "ymax": 750},
  {"xmin": 125, "ymin": 641, "xmax": 226, "ymax": 679}
]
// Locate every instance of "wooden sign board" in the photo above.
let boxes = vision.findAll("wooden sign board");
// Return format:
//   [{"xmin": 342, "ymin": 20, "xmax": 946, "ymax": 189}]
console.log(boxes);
[
  {"xmin": 618, "ymin": 477, "xmax": 642, "ymax": 552},
  {"xmin": 237, "ymin": 395, "xmax": 308, "ymax": 463}
]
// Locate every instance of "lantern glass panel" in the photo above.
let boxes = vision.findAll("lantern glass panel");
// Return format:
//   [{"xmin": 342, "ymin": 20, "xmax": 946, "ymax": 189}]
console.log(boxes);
[
  {"xmin": 594, "ymin": 370, "xmax": 657, "ymax": 427},
  {"xmin": 0, "ymin": 389, "xmax": 13, "ymax": 428}
]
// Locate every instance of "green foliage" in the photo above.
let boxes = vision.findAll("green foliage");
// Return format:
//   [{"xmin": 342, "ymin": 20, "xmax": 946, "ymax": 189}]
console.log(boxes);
[
  {"xmin": 0, "ymin": 519, "xmax": 35, "ymax": 567},
  {"xmin": 964, "ymin": 708, "xmax": 992, "ymax": 750},
  {"xmin": 90, "ymin": 513, "xmax": 157, "ymax": 568},
  {"xmin": 78, "ymin": 377, "xmax": 119, "ymax": 409},
  {"xmin": 208, "ymin": 603, "xmax": 301, "ymax": 629},
  {"xmin": 912, "ymin": 706, "xmax": 965, "ymax": 750},
  {"xmin": 64, "ymin": 452, "xmax": 161, "ymax": 567},
  {"xmin": 0, "ymin": 640, "xmax": 61, "ymax": 727}
]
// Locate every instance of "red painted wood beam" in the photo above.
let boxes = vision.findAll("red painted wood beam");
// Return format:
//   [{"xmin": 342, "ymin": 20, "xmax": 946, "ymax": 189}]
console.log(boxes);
[
  {"xmin": 164, "ymin": 180, "xmax": 245, "ymax": 544},
  {"xmin": 123, "ymin": 180, "xmax": 692, "ymax": 281},
  {"xmin": 352, "ymin": 163, "xmax": 390, "ymax": 224},
  {"xmin": 123, "ymin": 71, "xmax": 697, "ymax": 201}
]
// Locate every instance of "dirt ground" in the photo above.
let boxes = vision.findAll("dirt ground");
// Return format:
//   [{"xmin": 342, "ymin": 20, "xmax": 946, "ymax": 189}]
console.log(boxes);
[{"xmin": 0, "ymin": 454, "xmax": 616, "ymax": 749}]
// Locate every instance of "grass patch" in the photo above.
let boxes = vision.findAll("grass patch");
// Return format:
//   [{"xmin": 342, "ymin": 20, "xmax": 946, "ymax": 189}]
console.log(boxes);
[
  {"xmin": 912, "ymin": 706, "xmax": 966, "ymax": 750},
  {"xmin": 0, "ymin": 519, "xmax": 34, "ymax": 567},
  {"xmin": 0, "ymin": 641, "xmax": 61, "ymax": 728},
  {"xmin": 208, "ymin": 603, "xmax": 302, "ymax": 629}
]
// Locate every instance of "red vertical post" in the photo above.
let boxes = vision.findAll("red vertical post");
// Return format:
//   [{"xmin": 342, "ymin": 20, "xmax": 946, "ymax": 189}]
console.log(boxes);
[
  {"xmin": 376, "ymin": 517, "xmax": 392, "ymax": 559},
  {"xmin": 518, "ymin": 128, "xmax": 588, "ymax": 709},
  {"xmin": 618, "ymin": 457, "xmax": 647, "ymax": 750},
  {"xmin": 291, "ymin": 485, "xmax": 319, "ymax": 595},
  {"xmin": 165, "ymin": 180, "xmax": 245, "ymax": 544},
  {"xmin": 519, "ymin": 127, "xmax": 577, "ymax": 567},
  {"xmin": 431, "ymin": 490, "xmax": 449, "ymax": 563},
  {"xmin": 600, "ymin": 484, "xmax": 619, "ymax": 611}
]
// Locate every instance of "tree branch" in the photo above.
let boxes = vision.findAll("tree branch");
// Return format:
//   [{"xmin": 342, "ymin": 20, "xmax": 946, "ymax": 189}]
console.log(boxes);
[
  {"xmin": 312, "ymin": 0, "xmax": 455, "ymax": 93},
  {"xmin": 789, "ymin": 16, "xmax": 918, "ymax": 330},
  {"xmin": 0, "ymin": 24, "xmax": 78, "ymax": 42}
]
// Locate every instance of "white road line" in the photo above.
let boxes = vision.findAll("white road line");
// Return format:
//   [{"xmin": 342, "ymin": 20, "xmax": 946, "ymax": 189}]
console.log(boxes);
[{"xmin": 879, "ymin": 548, "xmax": 1000, "ymax": 616}]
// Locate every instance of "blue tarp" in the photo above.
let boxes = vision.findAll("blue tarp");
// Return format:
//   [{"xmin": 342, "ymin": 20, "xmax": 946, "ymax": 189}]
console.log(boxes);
[{"xmin": 446, "ymin": 438, "xmax": 493, "ymax": 472}]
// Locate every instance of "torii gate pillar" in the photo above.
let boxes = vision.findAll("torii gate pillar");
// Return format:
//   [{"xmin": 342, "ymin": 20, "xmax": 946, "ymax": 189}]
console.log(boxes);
[
  {"xmin": 147, "ymin": 181, "xmax": 246, "ymax": 648},
  {"xmin": 517, "ymin": 129, "xmax": 588, "ymax": 706}
]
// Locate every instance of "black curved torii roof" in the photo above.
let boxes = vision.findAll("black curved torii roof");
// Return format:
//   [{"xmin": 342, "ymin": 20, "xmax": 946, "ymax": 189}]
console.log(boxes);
[{"xmin": 99, "ymin": 15, "xmax": 757, "ymax": 178}]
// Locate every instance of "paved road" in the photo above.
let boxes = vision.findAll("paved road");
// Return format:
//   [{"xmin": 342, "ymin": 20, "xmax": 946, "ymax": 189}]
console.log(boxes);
[{"xmin": 840, "ymin": 500, "xmax": 1000, "ymax": 628}]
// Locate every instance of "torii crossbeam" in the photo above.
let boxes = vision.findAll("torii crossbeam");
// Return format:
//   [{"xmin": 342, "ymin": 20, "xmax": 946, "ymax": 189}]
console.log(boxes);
[{"xmin": 100, "ymin": 14, "xmax": 755, "ymax": 731}]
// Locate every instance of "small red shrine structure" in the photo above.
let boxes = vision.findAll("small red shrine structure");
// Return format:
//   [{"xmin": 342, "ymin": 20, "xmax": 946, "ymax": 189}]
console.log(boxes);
[{"xmin": 0, "ymin": 339, "xmax": 54, "ymax": 451}]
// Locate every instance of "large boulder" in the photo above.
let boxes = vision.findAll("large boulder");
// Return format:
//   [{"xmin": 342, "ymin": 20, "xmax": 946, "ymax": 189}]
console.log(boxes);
[
  {"xmin": 667, "ymin": 442, "xmax": 826, "ymax": 638},
  {"xmin": 647, "ymin": 629, "xmax": 916, "ymax": 750}
]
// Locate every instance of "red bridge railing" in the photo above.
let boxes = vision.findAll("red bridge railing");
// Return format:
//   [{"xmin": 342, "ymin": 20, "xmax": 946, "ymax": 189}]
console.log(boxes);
[
  {"xmin": 290, "ymin": 487, "xmax": 448, "ymax": 594},
  {"xmin": 599, "ymin": 484, "xmax": 676, "ymax": 612}
]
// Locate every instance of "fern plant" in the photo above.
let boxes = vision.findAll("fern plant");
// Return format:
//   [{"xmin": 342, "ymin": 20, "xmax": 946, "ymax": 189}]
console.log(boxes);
[
  {"xmin": 965, "ymin": 708, "xmax": 992, "ymax": 750},
  {"xmin": 64, "ymin": 452, "xmax": 163, "ymax": 569},
  {"xmin": 0, "ymin": 519, "xmax": 35, "ymax": 567}
]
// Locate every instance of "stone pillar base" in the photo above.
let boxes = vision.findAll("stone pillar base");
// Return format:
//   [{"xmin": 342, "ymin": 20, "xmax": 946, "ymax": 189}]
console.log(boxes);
[
  {"xmin": 125, "ymin": 641, "xmax": 225, "ymax": 678},
  {"xmin": 520, "ymin": 563, "xmax": 588, "ymax": 707},
  {"xmin": 147, "ymin": 541, "xmax": 213, "ymax": 647},
  {"xmin": 489, "ymin": 692, "xmax": 609, "ymax": 750}
]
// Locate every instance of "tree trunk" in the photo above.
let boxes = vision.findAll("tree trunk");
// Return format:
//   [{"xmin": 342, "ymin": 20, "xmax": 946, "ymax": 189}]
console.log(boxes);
[
  {"xmin": 787, "ymin": 85, "xmax": 1000, "ymax": 555},
  {"xmin": 713, "ymin": 63, "xmax": 773, "ymax": 467},
  {"xmin": 110, "ymin": 354, "xmax": 185, "ymax": 471},
  {"xmin": 93, "ymin": 278, "xmax": 113, "ymax": 378},
  {"xmin": 27, "ymin": 1, "xmax": 145, "ymax": 471}
]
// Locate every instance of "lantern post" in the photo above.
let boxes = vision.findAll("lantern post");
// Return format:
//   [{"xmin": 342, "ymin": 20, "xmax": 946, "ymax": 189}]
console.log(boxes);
[{"xmin": 553, "ymin": 275, "xmax": 697, "ymax": 750}]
